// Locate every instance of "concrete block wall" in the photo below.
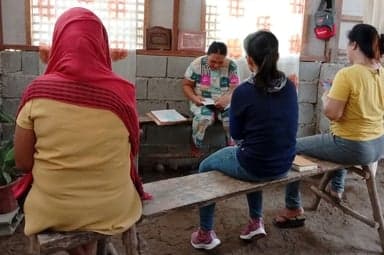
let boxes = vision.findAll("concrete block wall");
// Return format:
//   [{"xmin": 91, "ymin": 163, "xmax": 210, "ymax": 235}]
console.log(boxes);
[
  {"xmin": 0, "ymin": 50, "xmax": 346, "ymax": 168},
  {"xmin": 316, "ymin": 63, "xmax": 346, "ymax": 133},
  {"xmin": 135, "ymin": 55, "xmax": 227, "ymax": 167},
  {"xmin": 136, "ymin": 56, "xmax": 329, "ymax": 135},
  {"xmin": 0, "ymin": 51, "xmax": 40, "ymax": 140},
  {"xmin": 297, "ymin": 61, "xmax": 321, "ymax": 137},
  {"xmin": 135, "ymin": 55, "xmax": 194, "ymax": 116}
]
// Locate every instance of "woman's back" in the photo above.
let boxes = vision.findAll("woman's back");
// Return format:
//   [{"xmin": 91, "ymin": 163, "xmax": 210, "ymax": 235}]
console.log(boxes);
[
  {"xmin": 230, "ymin": 78, "xmax": 298, "ymax": 177},
  {"xmin": 17, "ymin": 99, "xmax": 141, "ymax": 235},
  {"xmin": 329, "ymin": 64, "xmax": 384, "ymax": 140}
]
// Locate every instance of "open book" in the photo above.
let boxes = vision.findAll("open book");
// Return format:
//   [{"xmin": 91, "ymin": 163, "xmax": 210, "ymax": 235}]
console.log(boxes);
[
  {"xmin": 146, "ymin": 109, "xmax": 188, "ymax": 126},
  {"xmin": 292, "ymin": 155, "xmax": 318, "ymax": 172}
]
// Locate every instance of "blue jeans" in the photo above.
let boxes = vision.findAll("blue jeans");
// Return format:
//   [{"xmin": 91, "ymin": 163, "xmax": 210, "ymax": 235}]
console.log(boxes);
[
  {"xmin": 198, "ymin": 146, "xmax": 288, "ymax": 231},
  {"xmin": 285, "ymin": 134, "xmax": 384, "ymax": 209}
]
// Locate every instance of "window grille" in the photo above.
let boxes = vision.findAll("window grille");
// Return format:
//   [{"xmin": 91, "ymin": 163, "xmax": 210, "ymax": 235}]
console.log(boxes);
[
  {"xmin": 256, "ymin": 16, "xmax": 271, "ymax": 31},
  {"xmin": 228, "ymin": 0, "xmax": 244, "ymax": 17},
  {"xmin": 290, "ymin": 0, "xmax": 305, "ymax": 14},
  {"xmin": 30, "ymin": 0, "xmax": 143, "ymax": 49},
  {"xmin": 205, "ymin": 0, "xmax": 219, "ymax": 49}
]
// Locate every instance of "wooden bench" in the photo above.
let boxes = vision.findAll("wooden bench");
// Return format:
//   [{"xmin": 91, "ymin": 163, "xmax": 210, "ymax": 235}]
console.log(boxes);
[
  {"xmin": 30, "ymin": 157, "xmax": 384, "ymax": 254},
  {"xmin": 30, "ymin": 226, "xmax": 139, "ymax": 255}
]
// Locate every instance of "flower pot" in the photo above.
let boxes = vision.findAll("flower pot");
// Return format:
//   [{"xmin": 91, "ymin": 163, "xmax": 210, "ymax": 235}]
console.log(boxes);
[{"xmin": 0, "ymin": 178, "xmax": 20, "ymax": 214}]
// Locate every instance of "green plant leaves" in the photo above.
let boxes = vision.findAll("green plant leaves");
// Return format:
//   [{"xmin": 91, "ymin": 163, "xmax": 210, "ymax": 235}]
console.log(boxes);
[
  {"xmin": 0, "ymin": 110, "xmax": 16, "ymax": 186},
  {"xmin": 0, "ymin": 171, "xmax": 11, "ymax": 186},
  {"xmin": 3, "ymin": 148, "xmax": 15, "ymax": 168},
  {"xmin": 0, "ymin": 111, "xmax": 14, "ymax": 123},
  {"xmin": 0, "ymin": 143, "xmax": 17, "ymax": 185},
  {"xmin": 0, "ymin": 145, "xmax": 15, "ymax": 186}
]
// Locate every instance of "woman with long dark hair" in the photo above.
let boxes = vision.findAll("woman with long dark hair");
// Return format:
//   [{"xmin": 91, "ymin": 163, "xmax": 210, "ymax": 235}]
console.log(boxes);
[
  {"xmin": 190, "ymin": 30, "xmax": 298, "ymax": 250},
  {"xmin": 275, "ymin": 23, "xmax": 384, "ymax": 228}
]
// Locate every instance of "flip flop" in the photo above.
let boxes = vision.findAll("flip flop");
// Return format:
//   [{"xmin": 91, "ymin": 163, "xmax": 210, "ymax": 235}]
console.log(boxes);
[{"xmin": 273, "ymin": 214, "xmax": 306, "ymax": 228}]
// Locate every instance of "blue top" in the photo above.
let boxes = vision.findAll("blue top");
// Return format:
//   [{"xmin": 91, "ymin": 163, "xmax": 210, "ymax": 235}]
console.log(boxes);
[{"xmin": 230, "ymin": 77, "xmax": 298, "ymax": 178}]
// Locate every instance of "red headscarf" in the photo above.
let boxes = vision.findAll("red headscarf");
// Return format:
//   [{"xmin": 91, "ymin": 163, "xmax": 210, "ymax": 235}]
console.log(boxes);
[{"xmin": 13, "ymin": 7, "xmax": 150, "ymax": 200}]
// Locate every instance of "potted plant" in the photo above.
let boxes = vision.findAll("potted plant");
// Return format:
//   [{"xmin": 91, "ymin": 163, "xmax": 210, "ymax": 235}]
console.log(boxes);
[{"xmin": 0, "ymin": 110, "xmax": 21, "ymax": 214}]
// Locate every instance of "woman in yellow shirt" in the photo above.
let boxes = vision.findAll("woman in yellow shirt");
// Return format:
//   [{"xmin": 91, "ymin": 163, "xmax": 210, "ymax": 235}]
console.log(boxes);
[
  {"xmin": 14, "ymin": 7, "xmax": 145, "ymax": 255},
  {"xmin": 275, "ymin": 23, "xmax": 384, "ymax": 227}
]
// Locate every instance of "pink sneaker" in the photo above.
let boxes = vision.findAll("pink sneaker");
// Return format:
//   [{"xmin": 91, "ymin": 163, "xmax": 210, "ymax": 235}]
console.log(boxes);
[
  {"xmin": 191, "ymin": 228, "xmax": 221, "ymax": 250},
  {"xmin": 240, "ymin": 218, "xmax": 267, "ymax": 240}
]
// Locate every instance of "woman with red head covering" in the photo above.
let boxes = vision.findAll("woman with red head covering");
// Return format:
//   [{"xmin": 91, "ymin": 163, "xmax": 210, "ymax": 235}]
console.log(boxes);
[{"xmin": 14, "ymin": 7, "xmax": 145, "ymax": 255}]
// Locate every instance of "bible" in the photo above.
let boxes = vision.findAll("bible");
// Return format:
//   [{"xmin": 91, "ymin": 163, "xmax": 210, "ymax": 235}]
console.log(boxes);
[
  {"xmin": 292, "ymin": 155, "xmax": 318, "ymax": 172},
  {"xmin": 146, "ymin": 109, "xmax": 188, "ymax": 126}
]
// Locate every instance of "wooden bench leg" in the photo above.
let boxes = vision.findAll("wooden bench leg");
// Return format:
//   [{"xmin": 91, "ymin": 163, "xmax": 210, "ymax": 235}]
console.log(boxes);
[
  {"xmin": 96, "ymin": 239, "xmax": 107, "ymax": 255},
  {"xmin": 310, "ymin": 184, "xmax": 378, "ymax": 227},
  {"xmin": 308, "ymin": 172, "xmax": 332, "ymax": 210},
  {"xmin": 29, "ymin": 235, "xmax": 40, "ymax": 255},
  {"xmin": 106, "ymin": 241, "xmax": 119, "ymax": 255},
  {"xmin": 363, "ymin": 163, "xmax": 384, "ymax": 252},
  {"xmin": 122, "ymin": 225, "xmax": 139, "ymax": 255},
  {"xmin": 311, "ymin": 162, "xmax": 384, "ymax": 252}
]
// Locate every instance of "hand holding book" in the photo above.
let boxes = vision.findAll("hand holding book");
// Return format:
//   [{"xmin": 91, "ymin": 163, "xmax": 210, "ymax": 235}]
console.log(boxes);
[{"xmin": 202, "ymin": 98, "xmax": 215, "ymax": 106}]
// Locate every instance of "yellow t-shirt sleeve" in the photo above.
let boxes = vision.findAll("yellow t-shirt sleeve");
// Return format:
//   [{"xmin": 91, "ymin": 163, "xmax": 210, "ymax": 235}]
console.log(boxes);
[
  {"xmin": 16, "ymin": 101, "xmax": 33, "ymax": 130},
  {"xmin": 328, "ymin": 70, "xmax": 350, "ymax": 102}
]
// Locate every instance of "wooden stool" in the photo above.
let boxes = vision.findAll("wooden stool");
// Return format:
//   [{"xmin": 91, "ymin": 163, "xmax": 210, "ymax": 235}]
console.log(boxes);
[
  {"xmin": 29, "ymin": 224, "xmax": 138, "ymax": 255},
  {"xmin": 309, "ymin": 162, "xmax": 384, "ymax": 251}
]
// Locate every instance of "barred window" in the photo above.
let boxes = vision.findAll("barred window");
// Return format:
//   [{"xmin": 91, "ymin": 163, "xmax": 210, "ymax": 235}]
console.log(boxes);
[
  {"xmin": 136, "ymin": 0, "xmax": 145, "ymax": 49},
  {"xmin": 290, "ymin": 0, "xmax": 304, "ymax": 14},
  {"xmin": 205, "ymin": 0, "xmax": 305, "ymax": 59},
  {"xmin": 30, "ymin": 0, "xmax": 143, "ymax": 49},
  {"xmin": 228, "ymin": 0, "xmax": 244, "ymax": 17},
  {"xmin": 205, "ymin": 0, "xmax": 219, "ymax": 48},
  {"xmin": 256, "ymin": 16, "xmax": 271, "ymax": 31}
]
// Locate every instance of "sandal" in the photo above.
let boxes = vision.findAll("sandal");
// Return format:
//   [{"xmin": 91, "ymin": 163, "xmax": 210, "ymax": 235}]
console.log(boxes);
[
  {"xmin": 273, "ymin": 208, "xmax": 305, "ymax": 228},
  {"xmin": 190, "ymin": 143, "xmax": 203, "ymax": 158}
]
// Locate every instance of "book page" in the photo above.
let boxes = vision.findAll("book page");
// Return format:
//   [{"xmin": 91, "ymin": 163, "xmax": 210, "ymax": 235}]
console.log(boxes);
[
  {"xmin": 202, "ymin": 98, "xmax": 215, "ymax": 106},
  {"xmin": 150, "ymin": 109, "xmax": 187, "ymax": 123}
]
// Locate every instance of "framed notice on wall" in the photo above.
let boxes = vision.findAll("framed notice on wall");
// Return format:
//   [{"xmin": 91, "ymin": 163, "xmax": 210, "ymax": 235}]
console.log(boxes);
[
  {"xmin": 146, "ymin": 26, "xmax": 172, "ymax": 50},
  {"xmin": 177, "ymin": 31, "xmax": 206, "ymax": 51}
]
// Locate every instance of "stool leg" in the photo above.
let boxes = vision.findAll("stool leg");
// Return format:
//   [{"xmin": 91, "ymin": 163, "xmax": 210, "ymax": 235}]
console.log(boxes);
[
  {"xmin": 122, "ymin": 225, "xmax": 139, "ymax": 255},
  {"xmin": 29, "ymin": 235, "xmax": 40, "ymax": 255},
  {"xmin": 96, "ymin": 239, "xmax": 107, "ymax": 255},
  {"xmin": 106, "ymin": 241, "xmax": 119, "ymax": 255},
  {"xmin": 364, "ymin": 164, "xmax": 384, "ymax": 252},
  {"xmin": 309, "ymin": 172, "xmax": 332, "ymax": 210}
]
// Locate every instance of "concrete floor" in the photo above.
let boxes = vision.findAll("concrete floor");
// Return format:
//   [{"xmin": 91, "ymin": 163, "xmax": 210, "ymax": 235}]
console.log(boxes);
[{"xmin": 1, "ymin": 161, "xmax": 384, "ymax": 255}]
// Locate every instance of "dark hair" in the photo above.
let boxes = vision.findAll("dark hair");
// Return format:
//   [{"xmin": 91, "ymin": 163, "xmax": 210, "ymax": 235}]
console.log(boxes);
[
  {"xmin": 207, "ymin": 41, "xmax": 227, "ymax": 56},
  {"xmin": 348, "ymin": 23, "xmax": 384, "ymax": 60},
  {"xmin": 243, "ymin": 30, "xmax": 282, "ymax": 88}
]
